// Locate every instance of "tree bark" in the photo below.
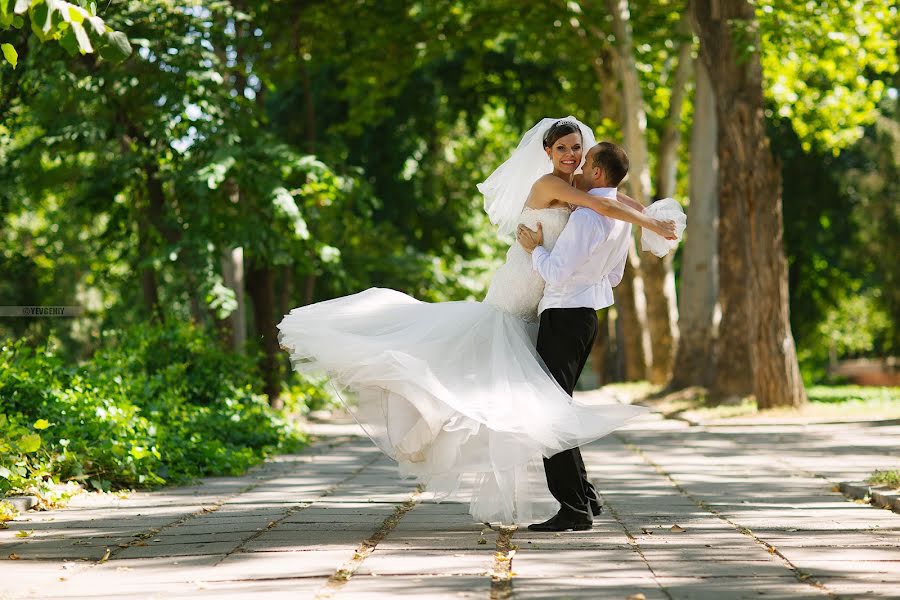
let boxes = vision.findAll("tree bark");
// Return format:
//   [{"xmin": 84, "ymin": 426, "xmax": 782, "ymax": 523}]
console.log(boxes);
[
  {"xmin": 605, "ymin": 0, "xmax": 654, "ymax": 380},
  {"xmin": 247, "ymin": 260, "xmax": 283, "ymax": 408},
  {"xmin": 691, "ymin": 0, "xmax": 806, "ymax": 408},
  {"xmin": 220, "ymin": 246, "xmax": 247, "ymax": 351},
  {"xmin": 669, "ymin": 59, "xmax": 719, "ymax": 390},
  {"xmin": 135, "ymin": 193, "xmax": 163, "ymax": 322},
  {"xmin": 141, "ymin": 159, "xmax": 205, "ymax": 325},
  {"xmin": 588, "ymin": 310, "xmax": 610, "ymax": 387},
  {"xmin": 644, "ymin": 17, "xmax": 693, "ymax": 384}
]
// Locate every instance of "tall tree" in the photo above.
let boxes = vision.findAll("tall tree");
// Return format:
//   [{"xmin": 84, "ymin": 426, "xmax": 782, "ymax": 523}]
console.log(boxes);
[
  {"xmin": 644, "ymin": 13, "xmax": 693, "ymax": 384},
  {"xmin": 668, "ymin": 59, "xmax": 718, "ymax": 390},
  {"xmin": 692, "ymin": 0, "xmax": 806, "ymax": 408},
  {"xmin": 604, "ymin": 0, "xmax": 654, "ymax": 380}
]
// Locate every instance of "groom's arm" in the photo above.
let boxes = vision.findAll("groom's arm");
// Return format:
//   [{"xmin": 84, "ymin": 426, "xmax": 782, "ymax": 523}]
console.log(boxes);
[
  {"xmin": 527, "ymin": 212, "xmax": 607, "ymax": 285},
  {"xmin": 608, "ymin": 250, "xmax": 628, "ymax": 287}
]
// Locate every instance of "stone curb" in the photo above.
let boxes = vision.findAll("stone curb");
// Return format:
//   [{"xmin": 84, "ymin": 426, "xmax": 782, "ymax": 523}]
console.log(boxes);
[
  {"xmin": 838, "ymin": 481, "xmax": 900, "ymax": 514},
  {"xmin": 1, "ymin": 495, "xmax": 39, "ymax": 513}
]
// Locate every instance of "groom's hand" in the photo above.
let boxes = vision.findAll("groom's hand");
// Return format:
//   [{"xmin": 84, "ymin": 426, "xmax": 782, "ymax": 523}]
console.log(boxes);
[{"xmin": 516, "ymin": 223, "xmax": 543, "ymax": 254}]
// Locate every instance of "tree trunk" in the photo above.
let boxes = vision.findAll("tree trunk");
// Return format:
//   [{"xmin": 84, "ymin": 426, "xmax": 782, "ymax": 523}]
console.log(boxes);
[
  {"xmin": 691, "ymin": 0, "xmax": 806, "ymax": 408},
  {"xmin": 644, "ymin": 17, "xmax": 693, "ymax": 384},
  {"xmin": 604, "ymin": 0, "xmax": 653, "ymax": 380},
  {"xmin": 247, "ymin": 260, "xmax": 283, "ymax": 408},
  {"xmin": 220, "ymin": 246, "xmax": 247, "ymax": 351},
  {"xmin": 278, "ymin": 264, "xmax": 293, "ymax": 317},
  {"xmin": 136, "ymin": 201, "xmax": 162, "ymax": 322},
  {"xmin": 588, "ymin": 310, "xmax": 610, "ymax": 387},
  {"xmin": 142, "ymin": 160, "xmax": 205, "ymax": 325},
  {"xmin": 669, "ymin": 59, "xmax": 719, "ymax": 390}
]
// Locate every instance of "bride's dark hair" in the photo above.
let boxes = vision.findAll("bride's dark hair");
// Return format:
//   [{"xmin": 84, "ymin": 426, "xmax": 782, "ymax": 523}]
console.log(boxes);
[{"xmin": 542, "ymin": 120, "xmax": 582, "ymax": 149}]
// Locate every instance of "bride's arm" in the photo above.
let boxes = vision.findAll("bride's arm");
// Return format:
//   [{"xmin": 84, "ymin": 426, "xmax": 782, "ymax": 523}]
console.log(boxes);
[
  {"xmin": 616, "ymin": 191, "xmax": 645, "ymax": 213},
  {"xmin": 537, "ymin": 177, "xmax": 677, "ymax": 239}
]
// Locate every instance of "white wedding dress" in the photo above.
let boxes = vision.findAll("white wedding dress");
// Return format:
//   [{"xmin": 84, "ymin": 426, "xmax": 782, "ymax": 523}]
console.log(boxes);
[{"xmin": 277, "ymin": 206, "xmax": 647, "ymax": 524}]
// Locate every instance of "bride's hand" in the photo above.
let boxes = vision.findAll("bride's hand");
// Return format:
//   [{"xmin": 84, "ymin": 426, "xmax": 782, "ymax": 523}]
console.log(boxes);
[{"xmin": 652, "ymin": 219, "xmax": 678, "ymax": 240}]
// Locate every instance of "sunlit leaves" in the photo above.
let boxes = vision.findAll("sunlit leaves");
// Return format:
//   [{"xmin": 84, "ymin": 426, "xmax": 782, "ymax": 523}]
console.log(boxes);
[
  {"xmin": 1, "ymin": 0, "xmax": 132, "ymax": 62},
  {"xmin": 0, "ymin": 42, "xmax": 15, "ymax": 68},
  {"xmin": 756, "ymin": 0, "xmax": 898, "ymax": 153}
]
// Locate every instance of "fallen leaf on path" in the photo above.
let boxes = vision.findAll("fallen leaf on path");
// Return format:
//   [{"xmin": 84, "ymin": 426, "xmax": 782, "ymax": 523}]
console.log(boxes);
[
  {"xmin": 99, "ymin": 548, "xmax": 111, "ymax": 563},
  {"xmin": 117, "ymin": 544, "xmax": 130, "ymax": 548},
  {"xmin": 767, "ymin": 547, "xmax": 776, "ymax": 554},
  {"xmin": 116, "ymin": 566, "xmax": 132, "ymax": 572},
  {"xmin": 670, "ymin": 525, "xmax": 685, "ymax": 533},
  {"xmin": 627, "ymin": 594, "xmax": 647, "ymax": 600},
  {"xmin": 14, "ymin": 530, "xmax": 33, "ymax": 538},
  {"xmin": 8, "ymin": 553, "xmax": 20, "ymax": 560},
  {"xmin": 641, "ymin": 528, "xmax": 653, "ymax": 535},
  {"xmin": 477, "ymin": 538, "xmax": 487, "ymax": 545}
]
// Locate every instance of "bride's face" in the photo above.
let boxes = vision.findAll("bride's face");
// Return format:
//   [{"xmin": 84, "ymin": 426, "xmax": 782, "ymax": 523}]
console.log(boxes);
[{"xmin": 545, "ymin": 132, "xmax": 583, "ymax": 175}]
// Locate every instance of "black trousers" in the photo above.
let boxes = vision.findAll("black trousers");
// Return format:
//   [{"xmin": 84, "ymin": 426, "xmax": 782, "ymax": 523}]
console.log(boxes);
[{"xmin": 536, "ymin": 307, "xmax": 600, "ymax": 517}]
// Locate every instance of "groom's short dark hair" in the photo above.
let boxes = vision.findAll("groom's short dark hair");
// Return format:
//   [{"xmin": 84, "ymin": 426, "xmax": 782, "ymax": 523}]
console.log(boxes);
[{"xmin": 591, "ymin": 142, "xmax": 629, "ymax": 186}]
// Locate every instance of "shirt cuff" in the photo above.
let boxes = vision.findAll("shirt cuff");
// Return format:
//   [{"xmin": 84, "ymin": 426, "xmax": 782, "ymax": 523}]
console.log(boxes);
[{"xmin": 532, "ymin": 246, "xmax": 548, "ymax": 271}]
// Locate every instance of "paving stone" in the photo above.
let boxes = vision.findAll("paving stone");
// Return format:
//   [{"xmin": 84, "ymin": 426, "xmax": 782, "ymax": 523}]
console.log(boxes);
[
  {"xmin": 116, "ymin": 540, "xmax": 239, "ymax": 559},
  {"xmin": 656, "ymin": 576, "xmax": 829, "ymax": 599},
  {"xmin": 338, "ymin": 575, "xmax": 487, "ymax": 599},
  {"xmin": 815, "ymin": 575, "xmax": 900, "ymax": 599},
  {"xmin": 511, "ymin": 577, "xmax": 667, "ymax": 600},
  {"xmin": 357, "ymin": 550, "xmax": 492, "ymax": 576},
  {"xmin": 5, "ymin": 414, "xmax": 899, "ymax": 598},
  {"xmin": 212, "ymin": 549, "xmax": 352, "ymax": 580},
  {"xmin": 512, "ymin": 550, "xmax": 649, "ymax": 578}
]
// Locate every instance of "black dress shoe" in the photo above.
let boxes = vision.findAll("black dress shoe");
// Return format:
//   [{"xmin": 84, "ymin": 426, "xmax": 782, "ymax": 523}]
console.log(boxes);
[{"xmin": 527, "ymin": 510, "xmax": 592, "ymax": 532}]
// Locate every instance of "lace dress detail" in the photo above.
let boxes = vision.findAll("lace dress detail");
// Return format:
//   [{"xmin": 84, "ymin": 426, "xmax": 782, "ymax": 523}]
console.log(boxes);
[{"xmin": 483, "ymin": 207, "xmax": 571, "ymax": 322}]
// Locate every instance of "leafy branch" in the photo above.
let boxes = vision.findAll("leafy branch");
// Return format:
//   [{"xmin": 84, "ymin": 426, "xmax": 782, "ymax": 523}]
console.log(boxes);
[{"xmin": 0, "ymin": 0, "xmax": 131, "ymax": 68}]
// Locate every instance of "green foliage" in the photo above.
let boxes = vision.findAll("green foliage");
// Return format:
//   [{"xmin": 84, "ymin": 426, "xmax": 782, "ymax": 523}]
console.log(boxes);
[
  {"xmin": 0, "ymin": 500, "xmax": 16, "ymax": 525},
  {"xmin": 0, "ymin": 0, "xmax": 896, "ymax": 416},
  {"xmin": 0, "ymin": 323, "xmax": 309, "ymax": 498},
  {"xmin": 868, "ymin": 469, "xmax": 900, "ymax": 489},
  {"xmin": 757, "ymin": 0, "xmax": 898, "ymax": 153},
  {"xmin": 0, "ymin": 0, "xmax": 132, "ymax": 64}
]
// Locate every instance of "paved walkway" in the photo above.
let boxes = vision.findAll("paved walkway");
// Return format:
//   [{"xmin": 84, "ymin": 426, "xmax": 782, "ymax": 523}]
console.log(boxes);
[{"xmin": 2, "ymin": 395, "xmax": 898, "ymax": 599}]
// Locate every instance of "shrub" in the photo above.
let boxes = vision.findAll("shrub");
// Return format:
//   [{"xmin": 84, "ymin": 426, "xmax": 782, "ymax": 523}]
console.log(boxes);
[{"xmin": 0, "ymin": 322, "xmax": 313, "ymax": 500}]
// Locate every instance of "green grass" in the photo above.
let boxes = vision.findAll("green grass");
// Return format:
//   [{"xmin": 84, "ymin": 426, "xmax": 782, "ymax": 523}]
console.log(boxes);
[
  {"xmin": 625, "ymin": 383, "xmax": 900, "ymax": 422},
  {"xmin": 807, "ymin": 385, "xmax": 899, "ymax": 404},
  {"xmin": 868, "ymin": 469, "xmax": 900, "ymax": 489}
]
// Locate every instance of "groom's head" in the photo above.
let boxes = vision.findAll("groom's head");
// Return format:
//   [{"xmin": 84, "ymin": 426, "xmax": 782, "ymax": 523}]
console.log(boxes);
[{"xmin": 585, "ymin": 142, "xmax": 629, "ymax": 188}]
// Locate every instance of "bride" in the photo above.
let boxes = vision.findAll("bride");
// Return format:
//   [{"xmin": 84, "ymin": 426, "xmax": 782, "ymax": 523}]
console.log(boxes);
[{"xmin": 278, "ymin": 117, "xmax": 682, "ymax": 524}]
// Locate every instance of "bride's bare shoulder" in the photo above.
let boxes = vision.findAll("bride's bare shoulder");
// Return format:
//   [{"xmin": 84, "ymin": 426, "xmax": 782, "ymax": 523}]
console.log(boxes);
[{"xmin": 524, "ymin": 175, "xmax": 557, "ymax": 209}]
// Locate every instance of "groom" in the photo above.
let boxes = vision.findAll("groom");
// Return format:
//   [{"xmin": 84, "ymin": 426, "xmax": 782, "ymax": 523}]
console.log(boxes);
[{"xmin": 516, "ymin": 141, "xmax": 634, "ymax": 532}]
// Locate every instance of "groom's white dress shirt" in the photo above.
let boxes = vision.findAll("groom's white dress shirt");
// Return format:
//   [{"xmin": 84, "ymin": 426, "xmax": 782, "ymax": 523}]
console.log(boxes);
[{"xmin": 532, "ymin": 187, "xmax": 631, "ymax": 315}]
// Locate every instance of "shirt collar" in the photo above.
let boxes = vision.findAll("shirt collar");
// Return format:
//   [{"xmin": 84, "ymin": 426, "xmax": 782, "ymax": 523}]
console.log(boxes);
[{"xmin": 588, "ymin": 187, "xmax": 617, "ymax": 199}]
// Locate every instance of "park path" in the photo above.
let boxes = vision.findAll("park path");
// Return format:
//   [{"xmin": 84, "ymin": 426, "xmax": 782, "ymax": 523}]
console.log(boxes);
[{"xmin": 1, "ymin": 394, "xmax": 898, "ymax": 600}]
